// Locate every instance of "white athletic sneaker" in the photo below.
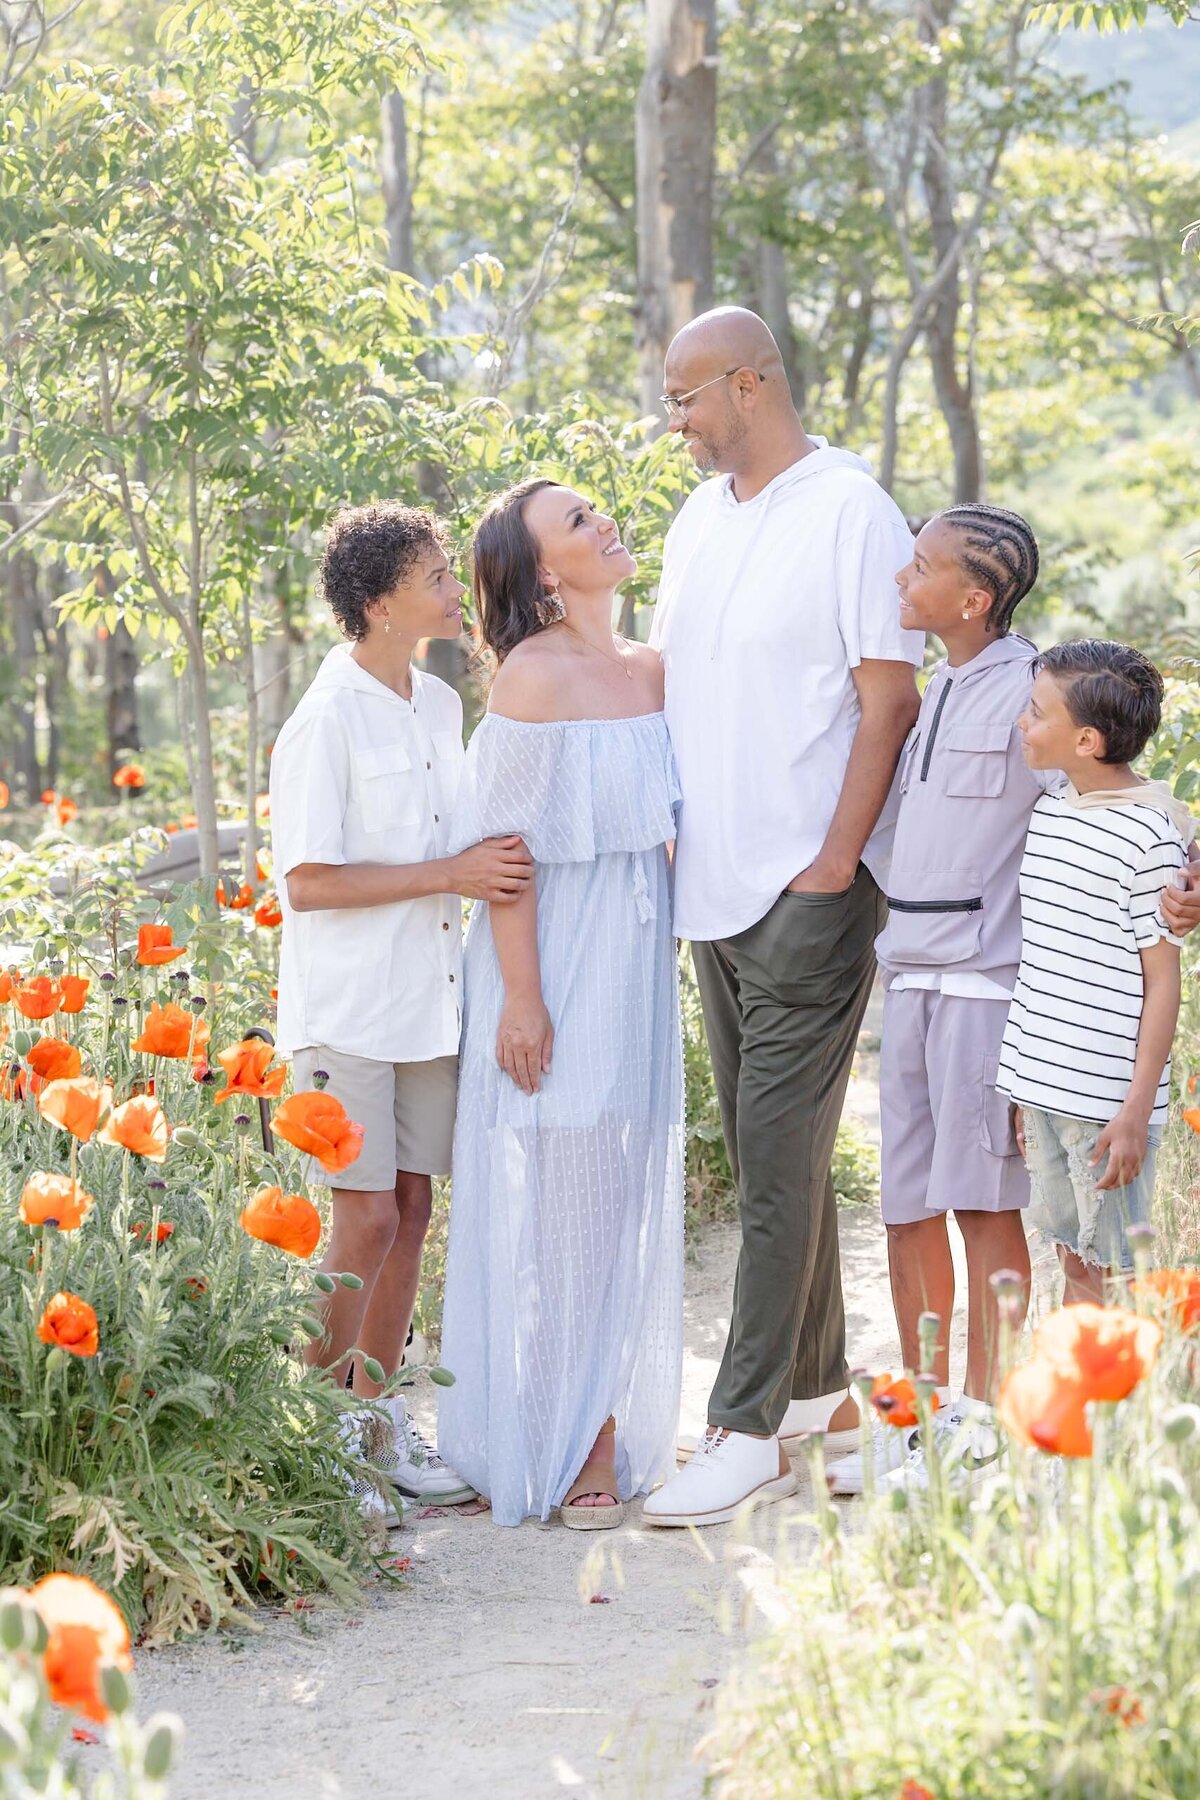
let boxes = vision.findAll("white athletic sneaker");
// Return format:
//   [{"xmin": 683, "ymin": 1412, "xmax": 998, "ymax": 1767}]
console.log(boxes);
[
  {"xmin": 369, "ymin": 1395, "xmax": 477, "ymax": 1505},
  {"xmin": 338, "ymin": 1419, "xmax": 403, "ymax": 1528},
  {"xmin": 883, "ymin": 1399, "xmax": 1003, "ymax": 1495},
  {"xmin": 826, "ymin": 1386, "xmax": 954, "ymax": 1496},
  {"xmin": 644, "ymin": 1428, "xmax": 797, "ymax": 1528}
]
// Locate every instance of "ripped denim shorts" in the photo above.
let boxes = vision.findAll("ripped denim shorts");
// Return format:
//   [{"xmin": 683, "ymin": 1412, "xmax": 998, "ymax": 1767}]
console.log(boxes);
[{"xmin": 1022, "ymin": 1107, "xmax": 1161, "ymax": 1272}]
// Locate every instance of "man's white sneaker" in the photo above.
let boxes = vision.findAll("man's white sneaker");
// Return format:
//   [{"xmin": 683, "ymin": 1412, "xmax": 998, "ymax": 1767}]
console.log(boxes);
[
  {"xmin": 883, "ymin": 1401, "xmax": 1003, "ymax": 1495},
  {"xmin": 825, "ymin": 1386, "xmax": 955, "ymax": 1495},
  {"xmin": 349, "ymin": 1473, "xmax": 403, "ymax": 1529},
  {"xmin": 369, "ymin": 1395, "xmax": 477, "ymax": 1505},
  {"xmin": 644, "ymin": 1428, "xmax": 797, "ymax": 1528}
]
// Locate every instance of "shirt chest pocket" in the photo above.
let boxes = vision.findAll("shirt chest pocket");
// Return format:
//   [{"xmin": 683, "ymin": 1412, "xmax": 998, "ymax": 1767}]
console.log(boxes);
[
  {"xmin": 431, "ymin": 729, "xmax": 463, "ymax": 812},
  {"xmin": 940, "ymin": 722, "xmax": 1011, "ymax": 798},
  {"xmin": 355, "ymin": 744, "xmax": 420, "ymax": 834}
]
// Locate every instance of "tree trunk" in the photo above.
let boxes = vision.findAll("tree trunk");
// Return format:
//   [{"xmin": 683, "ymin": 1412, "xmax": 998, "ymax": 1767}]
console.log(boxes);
[
  {"xmin": 103, "ymin": 603, "xmax": 140, "ymax": 778},
  {"xmin": 635, "ymin": 0, "xmax": 718, "ymax": 417},
  {"xmin": 5, "ymin": 542, "xmax": 42, "ymax": 801},
  {"xmin": 381, "ymin": 86, "xmax": 415, "ymax": 278},
  {"xmin": 918, "ymin": 0, "xmax": 983, "ymax": 502}
]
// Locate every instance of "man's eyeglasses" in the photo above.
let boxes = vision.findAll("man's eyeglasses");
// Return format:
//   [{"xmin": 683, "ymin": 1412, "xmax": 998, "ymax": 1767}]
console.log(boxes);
[{"xmin": 659, "ymin": 366, "xmax": 765, "ymax": 424}]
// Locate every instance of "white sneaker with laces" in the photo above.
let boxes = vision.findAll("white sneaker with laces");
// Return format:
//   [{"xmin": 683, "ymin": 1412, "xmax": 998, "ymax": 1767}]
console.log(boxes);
[
  {"xmin": 644, "ymin": 1428, "xmax": 797, "ymax": 1528},
  {"xmin": 370, "ymin": 1395, "xmax": 477, "ymax": 1505},
  {"xmin": 826, "ymin": 1386, "xmax": 954, "ymax": 1496},
  {"xmin": 338, "ymin": 1419, "xmax": 403, "ymax": 1528},
  {"xmin": 677, "ymin": 1389, "xmax": 861, "ymax": 1464},
  {"xmin": 883, "ymin": 1399, "xmax": 1003, "ymax": 1495}
]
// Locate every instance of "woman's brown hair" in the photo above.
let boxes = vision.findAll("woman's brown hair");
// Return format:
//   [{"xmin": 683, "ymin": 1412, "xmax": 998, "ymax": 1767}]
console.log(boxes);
[{"xmin": 472, "ymin": 478, "xmax": 563, "ymax": 662}]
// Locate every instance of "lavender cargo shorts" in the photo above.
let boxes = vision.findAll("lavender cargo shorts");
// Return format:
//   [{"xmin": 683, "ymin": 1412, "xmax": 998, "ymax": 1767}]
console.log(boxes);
[{"xmin": 880, "ymin": 987, "xmax": 1029, "ymax": 1225}]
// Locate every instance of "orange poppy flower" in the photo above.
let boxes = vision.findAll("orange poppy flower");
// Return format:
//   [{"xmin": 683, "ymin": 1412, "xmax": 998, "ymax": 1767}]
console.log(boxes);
[
  {"xmin": 1133, "ymin": 1268, "xmax": 1200, "ymax": 1336},
  {"xmin": 0, "ymin": 968, "xmax": 15, "ymax": 1003},
  {"xmin": 1032, "ymin": 1303, "xmax": 1161, "ymax": 1404},
  {"xmin": 254, "ymin": 894, "xmax": 283, "ymax": 928},
  {"xmin": 0, "ymin": 779, "xmax": 8, "ymax": 808},
  {"xmin": 55, "ymin": 797, "xmax": 78, "ymax": 826},
  {"xmin": 27, "ymin": 1037, "xmax": 83, "ymax": 1084},
  {"xmin": 272, "ymin": 1090, "xmax": 365, "ymax": 1173},
  {"xmin": 37, "ymin": 1292, "xmax": 100, "ymax": 1358},
  {"xmin": 869, "ymin": 1373, "xmax": 940, "ymax": 1430},
  {"xmin": 131, "ymin": 1220, "xmax": 174, "ymax": 1243},
  {"xmin": 98, "ymin": 1094, "xmax": 169, "ymax": 1161},
  {"xmin": 213, "ymin": 1038, "xmax": 288, "ymax": 1104},
  {"xmin": 15, "ymin": 975, "xmax": 62, "ymax": 1020},
  {"xmin": 216, "ymin": 878, "xmax": 256, "ymax": 910},
  {"xmin": 132, "ymin": 1001, "xmax": 210, "ymax": 1061},
  {"xmin": 41, "ymin": 789, "xmax": 56, "ymax": 805},
  {"xmin": 998, "ymin": 1359, "xmax": 1092, "ymax": 1458},
  {"xmin": 255, "ymin": 793, "xmax": 271, "ymax": 819},
  {"xmin": 112, "ymin": 763, "xmax": 145, "ymax": 789},
  {"xmin": 29, "ymin": 1574, "xmax": 132, "ymax": 1723},
  {"xmin": 240, "ymin": 1185, "xmax": 322, "ymax": 1258},
  {"xmin": 136, "ymin": 923, "xmax": 187, "ymax": 966},
  {"xmin": 58, "ymin": 973, "xmax": 90, "ymax": 1014},
  {"xmin": 19, "ymin": 1172, "xmax": 94, "ymax": 1231},
  {"xmin": 38, "ymin": 1076, "xmax": 106, "ymax": 1142},
  {"xmin": 1095, "ymin": 1686, "xmax": 1145, "ymax": 1728},
  {"xmin": 899, "ymin": 1784, "xmax": 936, "ymax": 1800}
]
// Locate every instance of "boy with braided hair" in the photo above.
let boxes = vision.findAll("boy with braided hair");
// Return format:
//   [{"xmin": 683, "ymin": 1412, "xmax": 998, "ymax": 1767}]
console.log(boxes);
[{"xmin": 826, "ymin": 507, "xmax": 1198, "ymax": 1495}]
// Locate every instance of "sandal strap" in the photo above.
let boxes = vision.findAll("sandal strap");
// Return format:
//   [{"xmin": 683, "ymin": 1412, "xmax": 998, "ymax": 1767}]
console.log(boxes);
[{"xmin": 563, "ymin": 1423, "xmax": 619, "ymax": 1508}]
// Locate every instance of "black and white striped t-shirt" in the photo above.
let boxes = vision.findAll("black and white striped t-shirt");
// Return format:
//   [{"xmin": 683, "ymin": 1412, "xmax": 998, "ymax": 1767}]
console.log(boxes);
[{"xmin": 998, "ymin": 791, "xmax": 1185, "ymax": 1125}]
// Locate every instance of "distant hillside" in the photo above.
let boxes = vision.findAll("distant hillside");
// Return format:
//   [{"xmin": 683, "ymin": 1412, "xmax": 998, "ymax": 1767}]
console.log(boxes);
[{"xmin": 1048, "ymin": 13, "xmax": 1200, "ymax": 152}]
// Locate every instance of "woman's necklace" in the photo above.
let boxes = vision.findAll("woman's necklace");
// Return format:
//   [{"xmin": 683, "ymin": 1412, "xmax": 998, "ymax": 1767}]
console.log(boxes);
[{"xmin": 562, "ymin": 622, "xmax": 633, "ymax": 679}]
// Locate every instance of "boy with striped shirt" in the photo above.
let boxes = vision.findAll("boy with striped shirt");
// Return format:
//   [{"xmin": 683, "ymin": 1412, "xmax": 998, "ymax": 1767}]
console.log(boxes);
[{"xmin": 999, "ymin": 640, "xmax": 1190, "ymax": 1299}]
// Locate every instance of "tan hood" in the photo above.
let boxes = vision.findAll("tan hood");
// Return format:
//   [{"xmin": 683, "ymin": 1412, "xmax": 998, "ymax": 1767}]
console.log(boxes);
[{"xmin": 1063, "ymin": 778, "xmax": 1194, "ymax": 844}]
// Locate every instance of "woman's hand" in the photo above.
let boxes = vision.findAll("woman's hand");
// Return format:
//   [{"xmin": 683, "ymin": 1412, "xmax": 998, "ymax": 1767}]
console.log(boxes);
[{"xmin": 496, "ymin": 993, "xmax": 554, "ymax": 1094}]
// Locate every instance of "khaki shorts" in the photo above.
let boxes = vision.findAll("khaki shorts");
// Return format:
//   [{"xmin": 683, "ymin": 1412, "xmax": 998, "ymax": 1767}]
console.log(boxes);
[{"xmin": 291, "ymin": 1047, "xmax": 458, "ymax": 1188}]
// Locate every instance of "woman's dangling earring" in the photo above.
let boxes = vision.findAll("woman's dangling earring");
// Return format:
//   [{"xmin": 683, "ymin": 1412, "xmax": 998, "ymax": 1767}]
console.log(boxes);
[{"xmin": 383, "ymin": 613, "xmax": 391, "ymax": 635}]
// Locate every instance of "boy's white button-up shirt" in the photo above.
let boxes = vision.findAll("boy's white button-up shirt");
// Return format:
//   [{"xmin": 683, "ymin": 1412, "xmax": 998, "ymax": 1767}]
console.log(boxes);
[{"xmin": 270, "ymin": 644, "xmax": 465, "ymax": 1064}]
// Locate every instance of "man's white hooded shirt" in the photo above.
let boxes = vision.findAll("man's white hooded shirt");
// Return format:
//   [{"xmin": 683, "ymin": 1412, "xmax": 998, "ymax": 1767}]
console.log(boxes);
[{"xmin": 650, "ymin": 442, "xmax": 923, "ymax": 941}]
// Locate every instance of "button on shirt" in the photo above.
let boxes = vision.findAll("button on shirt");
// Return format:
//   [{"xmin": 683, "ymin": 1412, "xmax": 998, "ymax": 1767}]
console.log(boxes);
[
  {"xmin": 270, "ymin": 645, "xmax": 465, "ymax": 1064},
  {"xmin": 650, "ymin": 442, "xmax": 923, "ymax": 942}
]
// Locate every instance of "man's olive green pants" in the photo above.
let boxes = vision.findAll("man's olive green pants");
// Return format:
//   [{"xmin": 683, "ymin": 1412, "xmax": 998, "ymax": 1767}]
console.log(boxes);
[{"xmin": 691, "ymin": 866, "xmax": 885, "ymax": 1438}]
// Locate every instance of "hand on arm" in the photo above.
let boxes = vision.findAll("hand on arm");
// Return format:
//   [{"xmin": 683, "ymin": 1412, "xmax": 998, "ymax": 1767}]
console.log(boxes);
[
  {"xmin": 787, "ymin": 659, "xmax": 921, "ymax": 893},
  {"xmin": 1160, "ymin": 845, "xmax": 1200, "ymax": 936},
  {"xmin": 1091, "ymin": 936, "xmax": 1181, "ymax": 1191},
  {"xmin": 285, "ymin": 837, "xmax": 533, "ymax": 912},
  {"xmin": 490, "ymin": 880, "xmax": 553, "ymax": 1094}
]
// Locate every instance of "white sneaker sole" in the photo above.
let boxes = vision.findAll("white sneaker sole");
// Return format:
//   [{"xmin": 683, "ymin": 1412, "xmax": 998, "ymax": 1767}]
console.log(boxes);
[
  {"xmin": 642, "ymin": 1468, "xmax": 798, "ymax": 1528},
  {"xmin": 391, "ymin": 1479, "xmax": 478, "ymax": 1506},
  {"xmin": 678, "ymin": 1427, "xmax": 860, "ymax": 1465}
]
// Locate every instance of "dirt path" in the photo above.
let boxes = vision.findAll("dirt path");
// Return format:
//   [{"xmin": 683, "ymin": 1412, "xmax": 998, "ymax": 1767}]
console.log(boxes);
[{"xmin": 134, "ymin": 1013, "xmax": 984, "ymax": 1800}]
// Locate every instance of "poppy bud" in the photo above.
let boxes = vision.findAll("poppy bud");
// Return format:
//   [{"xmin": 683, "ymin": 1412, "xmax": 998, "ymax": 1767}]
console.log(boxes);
[
  {"xmin": 1002, "ymin": 1601, "xmax": 1040, "ymax": 1650},
  {"xmin": 100, "ymin": 971, "xmax": 117, "ymax": 987},
  {"xmin": 189, "ymin": 995, "xmax": 207, "ymax": 1014},
  {"xmin": 297, "ymin": 1315, "xmax": 324, "ymax": 1340},
  {"xmin": 268, "ymin": 1325, "xmax": 292, "ymax": 1347},
  {"xmin": 0, "ymin": 1597, "xmax": 29, "ymax": 1653},
  {"xmin": 1151, "ymin": 1465, "xmax": 1186, "ymax": 1505},
  {"xmin": 429, "ymin": 1366, "xmax": 455, "ymax": 1388},
  {"xmin": 1163, "ymin": 1404, "xmax": 1200, "ymax": 1444},
  {"xmin": 100, "ymin": 1661, "xmax": 133, "ymax": 1715},
  {"xmin": 141, "ymin": 1718, "xmax": 180, "ymax": 1782},
  {"xmin": 311, "ymin": 1068, "xmax": 330, "ymax": 1090},
  {"xmin": 312, "ymin": 1272, "xmax": 336, "ymax": 1294},
  {"xmin": 362, "ymin": 1356, "xmax": 386, "ymax": 1385},
  {"xmin": 234, "ymin": 1113, "xmax": 252, "ymax": 1131},
  {"xmin": 48, "ymin": 958, "xmax": 64, "ymax": 976},
  {"xmin": 889, "ymin": 1486, "xmax": 909, "ymax": 1513},
  {"xmin": 338, "ymin": 1271, "xmax": 364, "ymax": 1290},
  {"xmin": 112, "ymin": 996, "xmax": 128, "ymax": 1010},
  {"xmin": 171, "ymin": 1126, "xmax": 204, "ymax": 1149},
  {"xmin": 0, "ymin": 1712, "xmax": 28, "ymax": 1765},
  {"xmin": 13, "ymin": 1031, "xmax": 32, "ymax": 1057}
]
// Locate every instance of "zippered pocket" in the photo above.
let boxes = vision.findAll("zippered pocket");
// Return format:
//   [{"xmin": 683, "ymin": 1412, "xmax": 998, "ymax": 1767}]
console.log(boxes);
[{"xmin": 886, "ymin": 896, "xmax": 982, "ymax": 914}]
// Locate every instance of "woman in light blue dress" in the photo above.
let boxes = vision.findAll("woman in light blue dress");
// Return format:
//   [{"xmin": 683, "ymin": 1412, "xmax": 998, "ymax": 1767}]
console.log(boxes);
[{"xmin": 438, "ymin": 478, "xmax": 685, "ymax": 1529}]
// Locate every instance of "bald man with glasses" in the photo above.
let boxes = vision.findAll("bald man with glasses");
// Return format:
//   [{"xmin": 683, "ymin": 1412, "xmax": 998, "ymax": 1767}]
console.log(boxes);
[{"xmin": 644, "ymin": 307, "xmax": 923, "ymax": 1529}]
